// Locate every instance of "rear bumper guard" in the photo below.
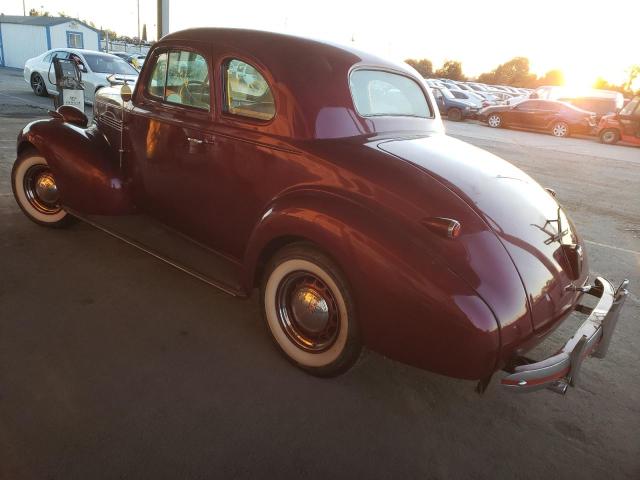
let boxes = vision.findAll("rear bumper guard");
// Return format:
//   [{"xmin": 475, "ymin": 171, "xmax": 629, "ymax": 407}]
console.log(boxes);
[{"xmin": 501, "ymin": 277, "xmax": 629, "ymax": 394}]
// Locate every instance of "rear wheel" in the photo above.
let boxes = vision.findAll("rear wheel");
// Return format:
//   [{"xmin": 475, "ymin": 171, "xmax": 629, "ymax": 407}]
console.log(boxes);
[
  {"xmin": 11, "ymin": 152, "xmax": 72, "ymax": 228},
  {"xmin": 599, "ymin": 128, "xmax": 620, "ymax": 145},
  {"xmin": 261, "ymin": 243, "xmax": 362, "ymax": 377},
  {"xmin": 551, "ymin": 121, "xmax": 570, "ymax": 137},
  {"xmin": 447, "ymin": 108, "xmax": 463, "ymax": 122},
  {"xmin": 31, "ymin": 73, "xmax": 47, "ymax": 97},
  {"xmin": 487, "ymin": 113, "xmax": 502, "ymax": 128}
]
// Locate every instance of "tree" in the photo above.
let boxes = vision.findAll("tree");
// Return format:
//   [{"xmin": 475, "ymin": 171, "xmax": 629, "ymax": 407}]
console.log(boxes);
[
  {"xmin": 29, "ymin": 8, "xmax": 50, "ymax": 16},
  {"xmin": 142, "ymin": 24, "xmax": 147, "ymax": 42},
  {"xmin": 435, "ymin": 60, "xmax": 466, "ymax": 81},
  {"xmin": 405, "ymin": 58, "xmax": 432, "ymax": 78},
  {"xmin": 476, "ymin": 57, "xmax": 537, "ymax": 87},
  {"xmin": 538, "ymin": 69, "xmax": 564, "ymax": 86},
  {"xmin": 58, "ymin": 11, "xmax": 70, "ymax": 18},
  {"xmin": 625, "ymin": 65, "xmax": 640, "ymax": 93}
]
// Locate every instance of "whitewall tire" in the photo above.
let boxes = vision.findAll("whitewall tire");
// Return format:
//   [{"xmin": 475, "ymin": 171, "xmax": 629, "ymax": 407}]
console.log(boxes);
[
  {"xmin": 12, "ymin": 152, "xmax": 71, "ymax": 227},
  {"xmin": 261, "ymin": 243, "xmax": 362, "ymax": 376}
]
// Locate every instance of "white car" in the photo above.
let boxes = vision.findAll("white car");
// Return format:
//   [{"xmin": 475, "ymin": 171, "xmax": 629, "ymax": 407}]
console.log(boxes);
[{"xmin": 24, "ymin": 48, "xmax": 139, "ymax": 104}]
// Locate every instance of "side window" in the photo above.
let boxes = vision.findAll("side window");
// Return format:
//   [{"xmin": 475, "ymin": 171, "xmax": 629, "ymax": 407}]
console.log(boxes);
[
  {"xmin": 165, "ymin": 51, "xmax": 210, "ymax": 110},
  {"xmin": 43, "ymin": 53, "xmax": 53, "ymax": 63},
  {"xmin": 517, "ymin": 100, "xmax": 535, "ymax": 109},
  {"xmin": 147, "ymin": 52, "xmax": 168, "ymax": 98},
  {"xmin": 146, "ymin": 51, "xmax": 210, "ymax": 111},
  {"xmin": 224, "ymin": 59, "xmax": 275, "ymax": 121}
]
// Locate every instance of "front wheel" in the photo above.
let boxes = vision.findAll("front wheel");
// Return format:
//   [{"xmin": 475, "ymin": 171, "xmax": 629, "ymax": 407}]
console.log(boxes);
[
  {"xmin": 551, "ymin": 121, "xmax": 570, "ymax": 137},
  {"xmin": 31, "ymin": 73, "xmax": 47, "ymax": 97},
  {"xmin": 599, "ymin": 128, "xmax": 620, "ymax": 145},
  {"xmin": 487, "ymin": 113, "xmax": 502, "ymax": 128},
  {"xmin": 11, "ymin": 152, "xmax": 72, "ymax": 228},
  {"xmin": 261, "ymin": 243, "xmax": 362, "ymax": 377}
]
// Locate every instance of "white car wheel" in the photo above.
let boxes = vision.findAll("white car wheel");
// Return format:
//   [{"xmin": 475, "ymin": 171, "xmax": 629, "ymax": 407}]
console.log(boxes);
[
  {"xmin": 12, "ymin": 153, "xmax": 70, "ymax": 227},
  {"xmin": 261, "ymin": 244, "xmax": 361, "ymax": 376}
]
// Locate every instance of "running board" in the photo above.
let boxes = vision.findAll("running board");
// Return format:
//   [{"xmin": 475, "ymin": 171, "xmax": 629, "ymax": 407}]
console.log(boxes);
[{"xmin": 68, "ymin": 210, "xmax": 246, "ymax": 297}]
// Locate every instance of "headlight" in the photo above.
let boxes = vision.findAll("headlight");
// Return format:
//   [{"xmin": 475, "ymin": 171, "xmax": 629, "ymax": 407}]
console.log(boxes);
[{"xmin": 464, "ymin": 106, "xmax": 470, "ymax": 111}]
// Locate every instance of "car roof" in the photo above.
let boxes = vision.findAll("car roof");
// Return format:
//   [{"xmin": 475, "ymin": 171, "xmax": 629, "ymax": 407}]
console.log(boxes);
[{"xmin": 153, "ymin": 28, "xmax": 434, "ymax": 139}]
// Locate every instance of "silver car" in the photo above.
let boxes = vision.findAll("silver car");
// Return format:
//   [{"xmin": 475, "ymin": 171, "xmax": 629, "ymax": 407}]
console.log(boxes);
[{"xmin": 24, "ymin": 48, "xmax": 139, "ymax": 104}]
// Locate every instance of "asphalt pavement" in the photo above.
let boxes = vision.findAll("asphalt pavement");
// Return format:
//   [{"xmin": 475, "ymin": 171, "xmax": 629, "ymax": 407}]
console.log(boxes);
[{"xmin": 1, "ymin": 67, "xmax": 639, "ymax": 480}]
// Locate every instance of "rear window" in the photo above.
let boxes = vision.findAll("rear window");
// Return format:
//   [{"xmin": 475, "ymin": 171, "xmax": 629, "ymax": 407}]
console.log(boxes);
[{"xmin": 349, "ymin": 70, "xmax": 431, "ymax": 118}]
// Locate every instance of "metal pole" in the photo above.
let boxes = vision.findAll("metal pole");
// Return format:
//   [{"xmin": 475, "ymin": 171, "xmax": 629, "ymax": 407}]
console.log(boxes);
[
  {"xmin": 23, "ymin": 0, "xmax": 26, "ymax": 16},
  {"xmin": 157, "ymin": 0, "xmax": 169, "ymax": 40},
  {"xmin": 137, "ymin": 0, "xmax": 140, "ymax": 49}
]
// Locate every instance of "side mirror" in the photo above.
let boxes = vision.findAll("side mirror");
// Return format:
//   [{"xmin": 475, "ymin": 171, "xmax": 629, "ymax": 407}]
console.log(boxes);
[{"xmin": 120, "ymin": 83, "xmax": 132, "ymax": 103}]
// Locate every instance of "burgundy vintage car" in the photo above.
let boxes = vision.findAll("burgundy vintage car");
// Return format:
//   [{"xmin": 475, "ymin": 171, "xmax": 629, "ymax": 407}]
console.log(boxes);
[{"xmin": 12, "ymin": 28, "xmax": 628, "ymax": 394}]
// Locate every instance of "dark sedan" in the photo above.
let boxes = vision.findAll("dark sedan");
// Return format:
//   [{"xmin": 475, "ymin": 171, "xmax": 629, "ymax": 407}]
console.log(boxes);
[{"xmin": 478, "ymin": 99, "xmax": 597, "ymax": 137}]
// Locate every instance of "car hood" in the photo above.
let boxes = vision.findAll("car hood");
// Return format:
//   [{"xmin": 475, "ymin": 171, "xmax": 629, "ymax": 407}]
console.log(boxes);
[{"xmin": 378, "ymin": 133, "xmax": 588, "ymax": 331}]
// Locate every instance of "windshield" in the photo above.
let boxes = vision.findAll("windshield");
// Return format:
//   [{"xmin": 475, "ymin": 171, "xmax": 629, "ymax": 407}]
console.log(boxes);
[
  {"xmin": 82, "ymin": 53, "xmax": 139, "ymax": 75},
  {"xmin": 620, "ymin": 98, "xmax": 639, "ymax": 116},
  {"xmin": 350, "ymin": 70, "xmax": 432, "ymax": 118}
]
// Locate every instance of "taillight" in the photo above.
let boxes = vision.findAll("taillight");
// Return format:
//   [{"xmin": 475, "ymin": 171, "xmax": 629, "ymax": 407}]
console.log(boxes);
[{"xmin": 422, "ymin": 217, "xmax": 462, "ymax": 239}]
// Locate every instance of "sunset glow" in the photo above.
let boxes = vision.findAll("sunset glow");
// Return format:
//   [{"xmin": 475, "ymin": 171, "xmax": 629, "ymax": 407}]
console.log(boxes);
[{"xmin": 3, "ymin": 0, "xmax": 638, "ymax": 88}]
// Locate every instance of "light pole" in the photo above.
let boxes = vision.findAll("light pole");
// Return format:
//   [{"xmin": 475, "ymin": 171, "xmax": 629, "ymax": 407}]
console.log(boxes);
[
  {"xmin": 23, "ymin": 0, "xmax": 26, "ymax": 16},
  {"xmin": 137, "ymin": 0, "xmax": 141, "ymax": 49}
]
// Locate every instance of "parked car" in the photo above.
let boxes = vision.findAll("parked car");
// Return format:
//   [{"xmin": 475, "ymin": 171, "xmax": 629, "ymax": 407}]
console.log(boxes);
[
  {"xmin": 24, "ymin": 49, "xmax": 139, "ymax": 103},
  {"xmin": 597, "ymin": 96, "xmax": 640, "ymax": 146},
  {"xmin": 127, "ymin": 53, "xmax": 147, "ymax": 70},
  {"xmin": 431, "ymin": 86, "xmax": 479, "ymax": 120},
  {"xmin": 110, "ymin": 52, "xmax": 131, "ymax": 61},
  {"xmin": 559, "ymin": 96, "xmax": 620, "ymax": 121},
  {"xmin": 449, "ymin": 89, "xmax": 489, "ymax": 108},
  {"xmin": 478, "ymin": 99, "xmax": 597, "ymax": 137},
  {"xmin": 12, "ymin": 28, "xmax": 627, "ymax": 393}
]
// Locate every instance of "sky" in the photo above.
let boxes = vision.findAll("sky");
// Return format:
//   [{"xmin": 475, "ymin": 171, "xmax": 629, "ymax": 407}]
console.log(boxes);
[{"xmin": 4, "ymin": 0, "xmax": 638, "ymax": 88}]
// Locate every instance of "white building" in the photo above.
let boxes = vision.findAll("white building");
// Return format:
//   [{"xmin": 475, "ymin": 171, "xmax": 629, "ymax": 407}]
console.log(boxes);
[{"xmin": 0, "ymin": 15, "xmax": 100, "ymax": 69}]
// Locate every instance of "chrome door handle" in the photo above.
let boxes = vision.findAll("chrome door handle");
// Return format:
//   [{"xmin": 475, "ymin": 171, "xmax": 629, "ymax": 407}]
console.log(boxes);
[{"xmin": 187, "ymin": 137, "xmax": 203, "ymax": 144}]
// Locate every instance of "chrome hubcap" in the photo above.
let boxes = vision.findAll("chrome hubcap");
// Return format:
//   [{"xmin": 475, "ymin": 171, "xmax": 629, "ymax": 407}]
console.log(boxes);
[
  {"xmin": 553, "ymin": 123, "xmax": 567, "ymax": 136},
  {"xmin": 276, "ymin": 271, "xmax": 339, "ymax": 352},
  {"xmin": 24, "ymin": 165, "xmax": 61, "ymax": 214},
  {"xmin": 603, "ymin": 131, "xmax": 615, "ymax": 142},
  {"xmin": 488, "ymin": 115, "xmax": 500, "ymax": 127}
]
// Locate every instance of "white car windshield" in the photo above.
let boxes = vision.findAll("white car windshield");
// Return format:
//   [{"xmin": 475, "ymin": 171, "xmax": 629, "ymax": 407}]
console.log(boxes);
[{"xmin": 82, "ymin": 53, "xmax": 139, "ymax": 75}]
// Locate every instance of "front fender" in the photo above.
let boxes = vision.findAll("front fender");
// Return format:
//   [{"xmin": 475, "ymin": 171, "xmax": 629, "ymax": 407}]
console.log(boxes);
[
  {"xmin": 17, "ymin": 118, "xmax": 134, "ymax": 215},
  {"xmin": 244, "ymin": 191, "xmax": 500, "ymax": 380}
]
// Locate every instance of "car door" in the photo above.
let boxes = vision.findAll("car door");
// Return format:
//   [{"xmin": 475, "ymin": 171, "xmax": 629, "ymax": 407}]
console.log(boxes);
[
  {"xmin": 509, "ymin": 100, "xmax": 539, "ymax": 127},
  {"xmin": 530, "ymin": 101, "xmax": 561, "ymax": 129},
  {"xmin": 431, "ymin": 88, "xmax": 446, "ymax": 114},
  {"xmin": 619, "ymin": 98, "xmax": 640, "ymax": 138},
  {"xmin": 127, "ymin": 44, "xmax": 219, "ymax": 247}
]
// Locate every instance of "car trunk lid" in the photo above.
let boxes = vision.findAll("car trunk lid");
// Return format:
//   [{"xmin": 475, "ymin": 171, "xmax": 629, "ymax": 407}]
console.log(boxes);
[{"xmin": 378, "ymin": 133, "xmax": 588, "ymax": 332}]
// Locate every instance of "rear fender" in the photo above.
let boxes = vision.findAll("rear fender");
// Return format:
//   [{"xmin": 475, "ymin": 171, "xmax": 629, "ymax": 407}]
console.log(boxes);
[
  {"xmin": 17, "ymin": 118, "xmax": 134, "ymax": 215},
  {"xmin": 244, "ymin": 191, "xmax": 500, "ymax": 380}
]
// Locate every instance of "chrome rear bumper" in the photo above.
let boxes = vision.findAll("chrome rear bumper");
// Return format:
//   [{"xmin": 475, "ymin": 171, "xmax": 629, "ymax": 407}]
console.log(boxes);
[{"xmin": 501, "ymin": 277, "xmax": 629, "ymax": 394}]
